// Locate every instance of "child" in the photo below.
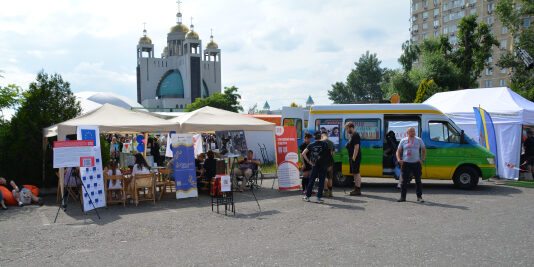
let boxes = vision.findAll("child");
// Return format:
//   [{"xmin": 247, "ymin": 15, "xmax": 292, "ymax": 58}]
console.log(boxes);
[{"xmin": 106, "ymin": 161, "xmax": 123, "ymax": 199}]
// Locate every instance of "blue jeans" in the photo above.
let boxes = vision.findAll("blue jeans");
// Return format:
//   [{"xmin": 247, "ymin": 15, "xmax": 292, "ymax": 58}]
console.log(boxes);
[
  {"xmin": 306, "ymin": 165, "xmax": 327, "ymax": 198},
  {"xmin": 0, "ymin": 189, "xmax": 3, "ymax": 202}
]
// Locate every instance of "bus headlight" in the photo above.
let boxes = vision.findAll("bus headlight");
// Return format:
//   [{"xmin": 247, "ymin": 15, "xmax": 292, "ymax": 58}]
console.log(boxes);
[{"xmin": 487, "ymin": 158, "xmax": 495, "ymax": 165}]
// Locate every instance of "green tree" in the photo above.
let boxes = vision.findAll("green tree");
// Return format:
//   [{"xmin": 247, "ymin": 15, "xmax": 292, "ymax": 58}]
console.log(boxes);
[
  {"xmin": 187, "ymin": 86, "xmax": 243, "ymax": 112},
  {"xmin": 496, "ymin": 0, "xmax": 534, "ymax": 100},
  {"xmin": 0, "ymin": 71, "xmax": 22, "ymax": 120},
  {"xmin": 454, "ymin": 15, "xmax": 499, "ymax": 88},
  {"xmin": 0, "ymin": 72, "xmax": 81, "ymax": 186},
  {"xmin": 328, "ymin": 51, "xmax": 385, "ymax": 103},
  {"xmin": 398, "ymin": 40, "xmax": 420, "ymax": 72},
  {"xmin": 414, "ymin": 79, "xmax": 439, "ymax": 103}
]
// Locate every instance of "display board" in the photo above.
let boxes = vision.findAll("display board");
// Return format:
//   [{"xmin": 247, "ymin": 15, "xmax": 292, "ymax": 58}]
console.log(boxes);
[
  {"xmin": 315, "ymin": 119, "xmax": 341, "ymax": 152},
  {"xmin": 77, "ymin": 126, "xmax": 106, "ymax": 211},
  {"xmin": 53, "ymin": 140, "xmax": 95, "ymax": 168},
  {"xmin": 275, "ymin": 126, "xmax": 300, "ymax": 190},
  {"xmin": 170, "ymin": 134, "xmax": 198, "ymax": 199},
  {"xmin": 215, "ymin": 130, "xmax": 248, "ymax": 158}
]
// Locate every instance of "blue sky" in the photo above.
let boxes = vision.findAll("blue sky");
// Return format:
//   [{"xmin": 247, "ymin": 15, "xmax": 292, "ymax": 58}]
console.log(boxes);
[{"xmin": 0, "ymin": 0, "xmax": 409, "ymax": 112}]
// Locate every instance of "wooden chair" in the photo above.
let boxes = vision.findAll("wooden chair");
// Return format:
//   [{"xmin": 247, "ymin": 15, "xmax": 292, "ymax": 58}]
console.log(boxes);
[
  {"xmin": 103, "ymin": 174, "xmax": 126, "ymax": 207},
  {"xmin": 155, "ymin": 169, "xmax": 172, "ymax": 200},
  {"xmin": 163, "ymin": 169, "xmax": 176, "ymax": 195},
  {"xmin": 56, "ymin": 170, "xmax": 81, "ymax": 203},
  {"xmin": 133, "ymin": 173, "xmax": 155, "ymax": 206}
]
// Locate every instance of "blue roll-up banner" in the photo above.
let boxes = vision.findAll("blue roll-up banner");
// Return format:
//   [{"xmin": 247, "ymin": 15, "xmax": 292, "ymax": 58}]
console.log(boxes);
[
  {"xmin": 474, "ymin": 107, "xmax": 498, "ymax": 170},
  {"xmin": 171, "ymin": 134, "xmax": 198, "ymax": 199}
]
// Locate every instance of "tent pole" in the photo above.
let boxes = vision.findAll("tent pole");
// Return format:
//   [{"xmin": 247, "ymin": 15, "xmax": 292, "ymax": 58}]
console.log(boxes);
[
  {"xmin": 143, "ymin": 132, "xmax": 148, "ymax": 159},
  {"xmin": 42, "ymin": 136, "xmax": 47, "ymax": 188}
]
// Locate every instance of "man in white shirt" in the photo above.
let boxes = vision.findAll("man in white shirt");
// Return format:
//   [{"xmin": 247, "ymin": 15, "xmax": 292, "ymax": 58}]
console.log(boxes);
[{"xmin": 396, "ymin": 127, "xmax": 427, "ymax": 203}]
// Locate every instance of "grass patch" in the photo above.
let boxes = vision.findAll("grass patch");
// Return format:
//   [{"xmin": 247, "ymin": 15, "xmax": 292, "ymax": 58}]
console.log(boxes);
[
  {"xmin": 260, "ymin": 164, "xmax": 277, "ymax": 174},
  {"xmin": 504, "ymin": 180, "xmax": 534, "ymax": 188}
]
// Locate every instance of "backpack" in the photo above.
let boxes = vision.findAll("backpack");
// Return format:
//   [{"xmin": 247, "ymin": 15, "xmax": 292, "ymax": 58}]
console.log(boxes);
[{"xmin": 20, "ymin": 190, "xmax": 32, "ymax": 205}]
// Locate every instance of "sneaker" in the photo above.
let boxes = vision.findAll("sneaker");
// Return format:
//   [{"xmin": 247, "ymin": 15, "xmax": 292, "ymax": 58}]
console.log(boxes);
[
  {"xmin": 397, "ymin": 183, "xmax": 401, "ymax": 189},
  {"xmin": 302, "ymin": 196, "xmax": 310, "ymax": 202},
  {"xmin": 315, "ymin": 197, "xmax": 324, "ymax": 203},
  {"xmin": 417, "ymin": 197, "xmax": 425, "ymax": 203},
  {"xmin": 327, "ymin": 190, "xmax": 333, "ymax": 197},
  {"xmin": 38, "ymin": 198, "xmax": 44, "ymax": 206},
  {"xmin": 18, "ymin": 202, "xmax": 24, "ymax": 207},
  {"xmin": 397, "ymin": 198, "xmax": 406, "ymax": 202}
]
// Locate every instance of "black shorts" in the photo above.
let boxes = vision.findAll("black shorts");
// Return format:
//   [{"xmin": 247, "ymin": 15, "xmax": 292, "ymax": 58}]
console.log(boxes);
[
  {"xmin": 350, "ymin": 158, "xmax": 360, "ymax": 174},
  {"xmin": 326, "ymin": 165, "xmax": 333, "ymax": 179},
  {"xmin": 302, "ymin": 162, "xmax": 312, "ymax": 172}
]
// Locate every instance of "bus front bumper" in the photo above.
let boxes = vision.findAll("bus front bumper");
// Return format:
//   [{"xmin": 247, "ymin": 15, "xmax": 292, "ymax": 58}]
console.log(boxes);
[{"xmin": 480, "ymin": 167, "xmax": 496, "ymax": 180}]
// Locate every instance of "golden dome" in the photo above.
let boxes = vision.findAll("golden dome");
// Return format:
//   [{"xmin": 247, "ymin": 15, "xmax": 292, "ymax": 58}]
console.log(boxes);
[
  {"xmin": 185, "ymin": 30, "xmax": 199, "ymax": 39},
  {"xmin": 170, "ymin": 23, "xmax": 189, "ymax": 33},
  {"xmin": 206, "ymin": 40, "xmax": 218, "ymax": 49},
  {"xmin": 138, "ymin": 36, "xmax": 152, "ymax": 44},
  {"xmin": 163, "ymin": 46, "xmax": 168, "ymax": 52}
]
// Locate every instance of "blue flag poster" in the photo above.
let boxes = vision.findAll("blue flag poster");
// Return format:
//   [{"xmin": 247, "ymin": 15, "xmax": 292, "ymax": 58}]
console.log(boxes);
[
  {"xmin": 473, "ymin": 107, "xmax": 498, "ymax": 170},
  {"xmin": 77, "ymin": 125, "xmax": 106, "ymax": 211},
  {"xmin": 170, "ymin": 134, "xmax": 198, "ymax": 199}
]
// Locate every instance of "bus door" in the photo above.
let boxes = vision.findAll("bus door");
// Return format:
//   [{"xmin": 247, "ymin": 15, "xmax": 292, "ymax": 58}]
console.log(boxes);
[
  {"xmin": 283, "ymin": 118, "xmax": 303, "ymax": 147},
  {"xmin": 425, "ymin": 118, "xmax": 465, "ymax": 179},
  {"xmin": 384, "ymin": 115, "xmax": 426, "ymax": 177},
  {"xmin": 345, "ymin": 118, "xmax": 383, "ymax": 177}
]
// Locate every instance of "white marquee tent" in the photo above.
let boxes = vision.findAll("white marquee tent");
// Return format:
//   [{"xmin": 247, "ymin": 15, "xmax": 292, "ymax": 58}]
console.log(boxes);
[
  {"xmin": 424, "ymin": 87, "xmax": 534, "ymax": 179},
  {"xmin": 168, "ymin": 106, "xmax": 276, "ymax": 133}
]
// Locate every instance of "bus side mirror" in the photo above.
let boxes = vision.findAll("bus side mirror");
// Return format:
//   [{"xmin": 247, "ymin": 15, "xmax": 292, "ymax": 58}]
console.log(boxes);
[{"xmin": 460, "ymin": 130, "xmax": 467, "ymax": 144}]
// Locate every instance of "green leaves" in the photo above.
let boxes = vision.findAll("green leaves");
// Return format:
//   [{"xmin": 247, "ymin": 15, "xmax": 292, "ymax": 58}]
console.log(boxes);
[
  {"xmin": 328, "ymin": 51, "xmax": 385, "ymax": 104},
  {"xmin": 186, "ymin": 85, "xmax": 243, "ymax": 112},
  {"xmin": 0, "ymin": 71, "xmax": 81, "ymax": 186}
]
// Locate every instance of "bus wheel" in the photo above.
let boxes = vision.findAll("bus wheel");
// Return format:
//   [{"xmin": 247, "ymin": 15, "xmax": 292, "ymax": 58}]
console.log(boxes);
[
  {"xmin": 453, "ymin": 166, "xmax": 479, "ymax": 189},
  {"xmin": 333, "ymin": 170, "xmax": 352, "ymax": 187}
]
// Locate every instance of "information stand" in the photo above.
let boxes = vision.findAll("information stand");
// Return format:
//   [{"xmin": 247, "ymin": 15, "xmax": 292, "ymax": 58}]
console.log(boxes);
[{"xmin": 210, "ymin": 175, "xmax": 234, "ymax": 215}]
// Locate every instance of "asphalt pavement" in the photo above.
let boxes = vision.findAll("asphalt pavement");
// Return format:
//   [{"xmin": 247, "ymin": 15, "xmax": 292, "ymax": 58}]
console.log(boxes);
[{"xmin": 1, "ymin": 178, "xmax": 533, "ymax": 266}]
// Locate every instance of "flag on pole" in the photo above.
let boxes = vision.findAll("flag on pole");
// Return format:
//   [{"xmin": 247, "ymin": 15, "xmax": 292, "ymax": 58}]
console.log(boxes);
[{"xmin": 473, "ymin": 107, "xmax": 498, "ymax": 170}]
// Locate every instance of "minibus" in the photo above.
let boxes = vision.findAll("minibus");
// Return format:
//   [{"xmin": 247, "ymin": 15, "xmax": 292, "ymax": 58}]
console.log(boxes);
[{"xmin": 287, "ymin": 104, "xmax": 496, "ymax": 189}]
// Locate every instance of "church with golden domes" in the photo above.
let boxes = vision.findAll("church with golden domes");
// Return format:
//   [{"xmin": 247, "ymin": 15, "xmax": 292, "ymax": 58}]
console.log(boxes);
[{"xmin": 136, "ymin": 2, "xmax": 221, "ymax": 110}]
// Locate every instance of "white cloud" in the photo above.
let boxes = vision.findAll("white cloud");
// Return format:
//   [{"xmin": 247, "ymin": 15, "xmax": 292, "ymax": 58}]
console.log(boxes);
[{"xmin": 0, "ymin": 0, "xmax": 410, "ymax": 111}]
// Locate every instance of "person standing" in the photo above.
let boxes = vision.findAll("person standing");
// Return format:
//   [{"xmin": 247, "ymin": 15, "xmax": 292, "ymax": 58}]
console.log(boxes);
[
  {"xmin": 396, "ymin": 127, "xmax": 427, "ymax": 202},
  {"xmin": 344, "ymin": 122, "xmax": 362, "ymax": 196},
  {"xmin": 301, "ymin": 132, "xmax": 333, "ymax": 203},
  {"xmin": 321, "ymin": 132, "xmax": 335, "ymax": 197},
  {"xmin": 299, "ymin": 132, "xmax": 313, "ymax": 194},
  {"xmin": 523, "ymin": 130, "xmax": 534, "ymax": 177}
]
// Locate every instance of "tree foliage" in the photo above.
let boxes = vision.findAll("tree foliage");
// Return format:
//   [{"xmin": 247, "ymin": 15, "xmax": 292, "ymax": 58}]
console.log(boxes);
[
  {"xmin": 398, "ymin": 40, "xmax": 420, "ymax": 72},
  {"xmin": 0, "ymin": 72, "xmax": 81, "ymax": 186},
  {"xmin": 414, "ymin": 79, "xmax": 439, "ymax": 103},
  {"xmin": 328, "ymin": 51, "xmax": 385, "ymax": 103},
  {"xmin": 187, "ymin": 86, "xmax": 243, "ymax": 112},
  {"xmin": 454, "ymin": 15, "xmax": 499, "ymax": 88},
  {"xmin": 496, "ymin": 0, "xmax": 534, "ymax": 100}
]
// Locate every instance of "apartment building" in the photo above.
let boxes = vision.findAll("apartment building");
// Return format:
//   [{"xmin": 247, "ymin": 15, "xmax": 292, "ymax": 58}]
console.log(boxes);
[{"xmin": 410, "ymin": 0, "xmax": 531, "ymax": 88}]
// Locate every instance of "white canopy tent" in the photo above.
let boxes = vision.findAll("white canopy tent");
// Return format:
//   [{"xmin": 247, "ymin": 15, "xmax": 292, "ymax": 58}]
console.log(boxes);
[
  {"xmin": 168, "ymin": 106, "xmax": 276, "ymax": 133},
  {"xmin": 424, "ymin": 87, "xmax": 534, "ymax": 179},
  {"xmin": 44, "ymin": 103, "xmax": 178, "ymax": 139},
  {"xmin": 44, "ymin": 104, "xmax": 178, "ymax": 195}
]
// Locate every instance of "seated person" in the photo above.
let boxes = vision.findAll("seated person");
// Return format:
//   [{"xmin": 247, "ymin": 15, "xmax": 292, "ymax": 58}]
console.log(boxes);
[
  {"xmin": 0, "ymin": 177, "xmax": 43, "ymax": 206},
  {"xmin": 0, "ymin": 189, "xmax": 7, "ymax": 210},
  {"xmin": 129, "ymin": 153, "xmax": 151, "ymax": 192},
  {"xmin": 232, "ymin": 150, "xmax": 261, "ymax": 191},
  {"xmin": 105, "ymin": 160, "xmax": 123, "ymax": 189},
  {"xmin": 195, "ymin": 153, "xmax": 206, "ymax": 177},
  {"xmin": 203, "ymin": 150, "xmax": 217, "ymax": 180}
]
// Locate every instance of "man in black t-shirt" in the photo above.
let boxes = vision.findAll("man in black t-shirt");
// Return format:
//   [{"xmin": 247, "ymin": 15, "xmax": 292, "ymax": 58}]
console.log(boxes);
[
  {"xmin": 524, "ymin": 130, "xmax": 534, "ymax": 176},
  {"xmin": 345, "ymin": 121, "xmax": 362, "ymax": 196},
  {"xmin": 299, "ymin": 132, "xmax": 313, "ymax": 193},
  {"xmin": 301, "ymin": 132, "xmax": 332, "ymax": 203}
]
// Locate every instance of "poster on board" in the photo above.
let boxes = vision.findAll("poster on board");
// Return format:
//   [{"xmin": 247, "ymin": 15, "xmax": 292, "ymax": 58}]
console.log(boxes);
[
  {"xmin": 275, "ymin": 126, "xmax": 300, "ymax": 190},
  {"xmin": 170, "ymin": 134, "xmax": 198, "ymax": 199},
  {"xmin": 215, "ymin": 130, "xmax": 248, "ymax": 158},
  {"xmin": 53, "ymin": 140, "xmax": 95, "ymax": 168},
  {"xmin": 77, "ymin": 126, "xmax": 106, "ymax": 211},
  {"xmin": 315, "ymin": 119, "xmax": 341, "ymax": 152}
]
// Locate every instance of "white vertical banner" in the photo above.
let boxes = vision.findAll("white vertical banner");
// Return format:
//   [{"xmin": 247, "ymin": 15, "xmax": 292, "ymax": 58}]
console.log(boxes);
[{"xmin": 77, "ymin": 126, "xmax": 106, "ymax": 211}]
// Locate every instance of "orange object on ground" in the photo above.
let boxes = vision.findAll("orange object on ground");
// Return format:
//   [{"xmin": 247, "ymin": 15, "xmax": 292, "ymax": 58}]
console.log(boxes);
[
  {"xmin": 23, "ymin": 185, "xmax": 39, "ymax": 196},
  {"xmin": 0, "ymin": 186, "xmax": 16, "ymax": 206}
]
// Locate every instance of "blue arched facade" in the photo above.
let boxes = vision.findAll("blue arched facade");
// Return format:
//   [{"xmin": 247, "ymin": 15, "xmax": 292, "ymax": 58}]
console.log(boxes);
[{"xmin": 157, "ymin": 70, "xmax": 184, "ymax": 98}]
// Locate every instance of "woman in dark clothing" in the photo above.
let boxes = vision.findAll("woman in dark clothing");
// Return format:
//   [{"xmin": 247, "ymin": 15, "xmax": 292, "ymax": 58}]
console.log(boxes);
[{"xmin": 203, "ymin": 150, "xmax": 217, "ymax": 179}]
